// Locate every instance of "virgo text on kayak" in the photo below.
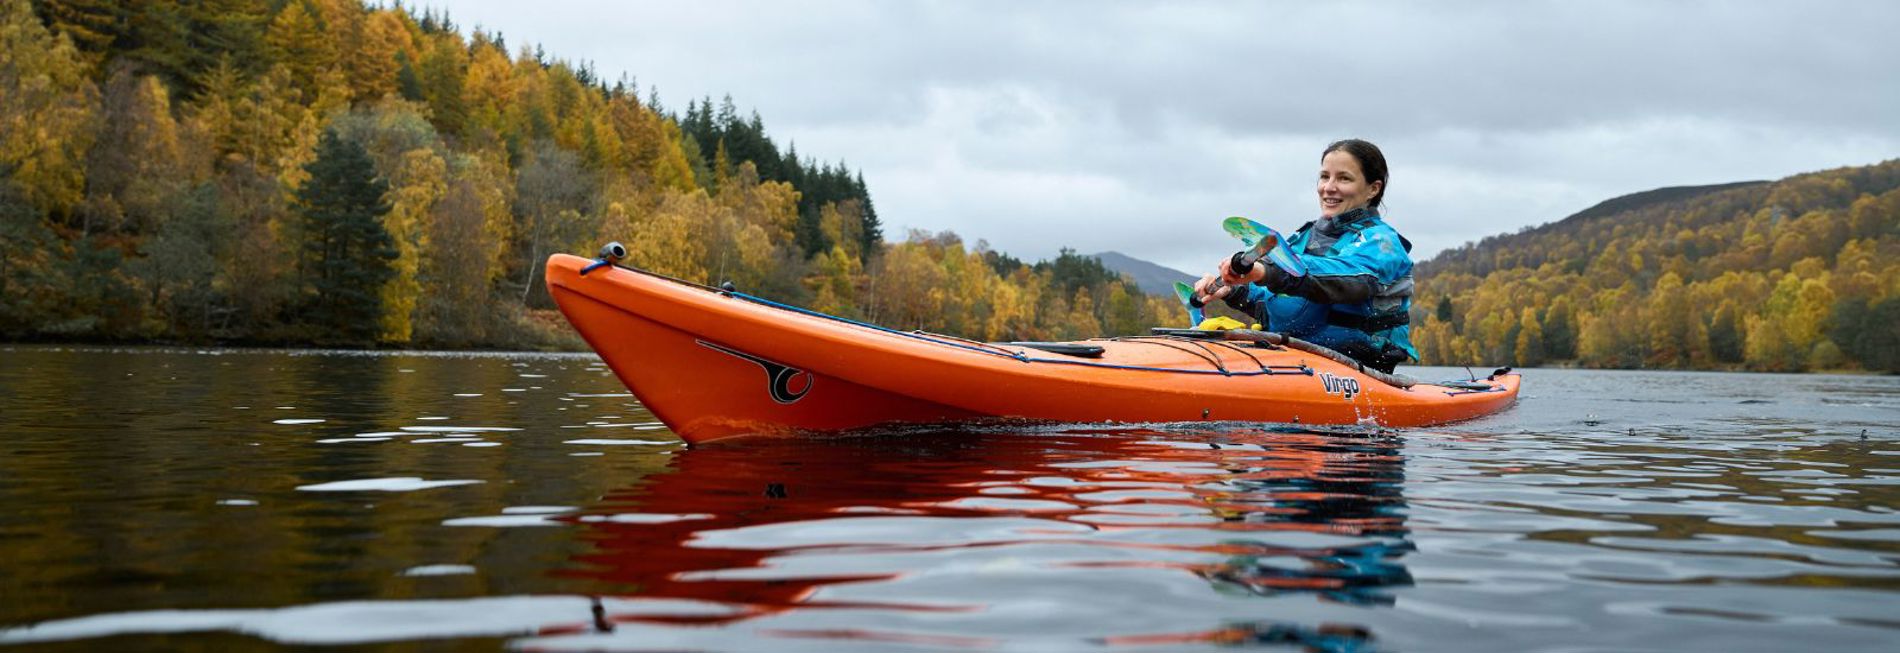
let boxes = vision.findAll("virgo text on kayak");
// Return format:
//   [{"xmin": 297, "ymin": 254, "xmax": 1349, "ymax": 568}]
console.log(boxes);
[{"xmin": 1318, "ymin": 372, "xmax": 1361, "ymax": 401}]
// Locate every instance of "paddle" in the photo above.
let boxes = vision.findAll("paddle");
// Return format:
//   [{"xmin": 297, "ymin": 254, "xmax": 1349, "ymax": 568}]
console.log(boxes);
[
  {"xmin": 1221, "ymin": 216, "xmax": 1306, "ymax": 278},
  {"xmin": 1177, "ymin": 217, "xmax": 1308, "ymax": 316},
  {"xmin": 1172, "ymin": 281, "xmax": 1205, "ymax": 326}
]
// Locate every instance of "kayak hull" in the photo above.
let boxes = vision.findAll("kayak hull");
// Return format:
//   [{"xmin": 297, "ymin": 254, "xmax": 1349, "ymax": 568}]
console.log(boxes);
[
  {"xmin": 554, "ymin": 288, "xmax": 985, "ymax": 438},
  {"xmin": 547, "ymin": 254, "xmax": 1520, "ymax": 444}
]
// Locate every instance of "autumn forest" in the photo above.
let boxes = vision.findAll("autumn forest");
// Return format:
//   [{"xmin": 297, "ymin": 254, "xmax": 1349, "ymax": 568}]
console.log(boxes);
[
  {"xmin": 2, "ymin": 0, "xmax": 1183, "ymax": 350},
  {"xmin": 1414, "ymin": 163, "xmax": 1900, "ymax": 373},
  {"xmin": 2, "ymin": 0, "xmax": 1894, "ymax": 373}
]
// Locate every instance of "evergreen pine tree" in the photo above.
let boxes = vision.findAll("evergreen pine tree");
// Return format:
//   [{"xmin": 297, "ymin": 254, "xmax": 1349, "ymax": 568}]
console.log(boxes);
[
  {"xmin": 27, "ymin": 0, "xmax": 124, "ymax": 67},
  {"xmin": 731, "ymin": 110, "xmax": 780, "ymax": 180},
  {"xmin": 296, "ymin": 129, "xmax": 395, "ymax": 345},
  {"xmin": 781, "ymin": 142, "xmax": 804, "ymax": 189},
  {"xmin": 684, "ymin": 97, "xmax": 718, "ymax": 158},
  {"xmin": 187, "ymin": 0, "xmax": 268, "ymax": 75},
  {"xmin": 1832, "ymin": 297, "xmax": 1900, "ymax": 373},
  {"xmin": 417, "ymin": 40, "xmax": 467, "ymax": 135},
  {"xmin": 1860, "ymin": 298, "xmax": 1900, "ymax": 373},
  {"xmin": 855, "ymin": 171, "xmax": 881, "ymax": 261},
  {"xmin": 1542, "ymin": 302, "xmax": 1576, "ymax": 359},
  {"xmin": 795, "ymin": 204, "xmax": 829, "ymax": 258},
  {"xmin": 716, "ymin": 94, "xmax": 739, "ymax": 133},
  {"xmin": 395, "ymin": 50, "xmax": 424, "ymax": 101},
  {"xmin": 1707, "ymin": 304, "xmax": 1744, "ymax": 364}
]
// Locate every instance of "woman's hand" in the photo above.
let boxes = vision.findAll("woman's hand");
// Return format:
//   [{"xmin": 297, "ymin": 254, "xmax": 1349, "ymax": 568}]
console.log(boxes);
[
  {"xmin": 1192, "ymin": 274, "xmax": 1233, "ymax": 303},
  {"xmin": 1218, "ymin": 254, "xmax": 1266, "ymax": 286}
]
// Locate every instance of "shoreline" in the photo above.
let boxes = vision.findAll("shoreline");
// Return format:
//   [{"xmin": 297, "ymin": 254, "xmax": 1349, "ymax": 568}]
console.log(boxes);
[{"xmin": 5, "ymin": 342, "xmax": 1889, "ymax": 375}]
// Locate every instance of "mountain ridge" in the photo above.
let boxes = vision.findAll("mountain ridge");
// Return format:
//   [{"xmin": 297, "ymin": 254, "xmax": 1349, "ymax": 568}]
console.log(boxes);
[
  {"xmin": 1421, "ymin": 180, "xmax": 1772, "ymax": 276},
  {"xmin": 1089, "ymin": 251, "xmax": 1197, "ymax": 296}
]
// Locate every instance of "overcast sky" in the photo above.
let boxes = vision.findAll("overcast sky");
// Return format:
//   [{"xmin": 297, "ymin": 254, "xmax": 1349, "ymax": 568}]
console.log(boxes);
[{"xmin": 429, "ymin": 0, "xmax": 1900, "ymax": 274}]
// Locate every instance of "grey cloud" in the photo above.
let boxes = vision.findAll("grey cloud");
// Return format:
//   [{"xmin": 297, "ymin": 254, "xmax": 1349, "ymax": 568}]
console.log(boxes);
[
  {"xmin": 449, "ymin": 1, "xmax": 1900, "ymax": 133},
  {"xmin": 437, "ymin": 0, "xmax": 1900, "ymax": 267}
]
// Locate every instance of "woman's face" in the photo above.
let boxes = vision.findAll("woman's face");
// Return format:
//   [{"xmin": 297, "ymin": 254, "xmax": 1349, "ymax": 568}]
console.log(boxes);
[{"xmin": 1317, "ymin": 150, "xmax": 1382, "ymax": 218}]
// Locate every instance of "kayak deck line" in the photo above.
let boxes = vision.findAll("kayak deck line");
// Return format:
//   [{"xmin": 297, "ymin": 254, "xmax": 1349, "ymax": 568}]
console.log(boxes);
[
  {"xmin": 725, "ymin": 284, "xmax": 1322, "ymax": 377},
  {"xmin": 577, "ymin": 258, "xmax": 1328, "ymax": 379}
]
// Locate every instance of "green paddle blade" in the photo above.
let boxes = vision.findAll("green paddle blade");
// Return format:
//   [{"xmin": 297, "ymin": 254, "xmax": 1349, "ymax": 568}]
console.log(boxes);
[
  {"xmin": 1221, "ymin": 216, "xmax": 1306, "ymax": 278},
  {"xmin": 1172, "ymin": 281, "xmax": 1196, "ymax": 304},
  {"xmin": 1222, "ymin": 216, "xmax": 1274, "ymax": 250},
  {"xmin": 1172, "ymin": 281, "xmax": 1205, "ymax": 325}
]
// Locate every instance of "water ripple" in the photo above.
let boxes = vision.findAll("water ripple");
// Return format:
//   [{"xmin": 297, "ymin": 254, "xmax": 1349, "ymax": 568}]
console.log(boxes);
[{"xmin": 3, "ymin": 352, "xmax": 1896, "ymax": 652}]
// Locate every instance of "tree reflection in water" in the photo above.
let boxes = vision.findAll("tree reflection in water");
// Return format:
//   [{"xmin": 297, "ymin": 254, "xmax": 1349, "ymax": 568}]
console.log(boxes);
[{"xmin": 546, "ymin": 426, "xmax": 1409, "ymax": 652}]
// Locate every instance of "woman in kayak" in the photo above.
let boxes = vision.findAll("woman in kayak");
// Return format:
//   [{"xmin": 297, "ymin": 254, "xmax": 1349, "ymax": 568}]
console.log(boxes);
[{"xmin": 1195, "ymin": 139, "xmax": 1418, "ymax": 373}]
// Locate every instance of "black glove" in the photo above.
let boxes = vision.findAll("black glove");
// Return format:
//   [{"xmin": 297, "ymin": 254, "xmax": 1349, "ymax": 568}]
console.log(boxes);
[
  {"xmin": 1231, "ymin": 248, "xmax": 1307, "ymax": 294},
  {"xmin": 1260, "ymin": 260, "xmax": 1306, "ymax": 295},
  {"xmin": 1221, "ymin": 284, "xmax": 1253, "ymax": 312},
  {"xmin": 1336, "ymin": 339, "xmax": 1410, "ymax": 374},
  {"xmin": 1233, "ymin": 250, "xmax": 1306, "ymax": 296},
  {"xmin": 1227, "ymin": 251, "xmax": 1256, "ymax": 283}
]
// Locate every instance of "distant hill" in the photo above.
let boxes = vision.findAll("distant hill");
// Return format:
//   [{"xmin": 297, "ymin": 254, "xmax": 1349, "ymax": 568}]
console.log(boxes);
[
  {"xmin": 1091, "ymin": 251, "xmax": 1197, "ymax": 296},
  {"xmin": 1412, "ymin": 159, "xmax": 1899, "ymax": 373},
  {"xmin": 1563, "ymin": 181, "xmax": 1770, "ymax": 225},
  {"xmin": 1419, "ymin": 180, "xmax": 1770, "ymax": 279}
]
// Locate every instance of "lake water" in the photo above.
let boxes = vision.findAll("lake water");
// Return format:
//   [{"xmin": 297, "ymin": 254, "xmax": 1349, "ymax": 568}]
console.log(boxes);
[{"xmin": 1, "ymin": 346, "xmax": 1896, "ymax": 652}]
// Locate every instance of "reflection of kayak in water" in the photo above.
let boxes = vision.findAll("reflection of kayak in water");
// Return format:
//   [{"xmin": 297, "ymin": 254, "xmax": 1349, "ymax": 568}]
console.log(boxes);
[
  {"xmin": 547, "ymin": 254, "xmax": 1519, "ymax": 444},
  {"xmin": 0, "ymin": 428, "xmax": 1409, "ymax": 650},
  {"xmin": 546, "ymin": 427, "xmax": 1410, "ymax": 650}
]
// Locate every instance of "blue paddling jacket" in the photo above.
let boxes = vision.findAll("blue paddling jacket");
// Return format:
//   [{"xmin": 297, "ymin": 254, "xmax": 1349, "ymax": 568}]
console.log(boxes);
[{"xmin": 1226, "ymin": 208, "xmax": 1419, "ymax": 365}]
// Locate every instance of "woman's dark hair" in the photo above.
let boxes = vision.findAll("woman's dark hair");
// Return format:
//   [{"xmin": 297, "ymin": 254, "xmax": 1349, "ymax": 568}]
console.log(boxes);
[{"xmin": 1322, "ymin": 139, "xmax": 1388, "ymax": 210}]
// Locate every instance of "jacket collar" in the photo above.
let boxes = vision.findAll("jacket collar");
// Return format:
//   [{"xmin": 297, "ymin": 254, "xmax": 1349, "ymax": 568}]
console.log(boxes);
[
  {"xmin": 1336, "ymin": 206, "xmax": 1379, "ymax": 226},
  {"xmin": 1315, "ymin": 207, "xmax": 1379, "ymax": 237}
]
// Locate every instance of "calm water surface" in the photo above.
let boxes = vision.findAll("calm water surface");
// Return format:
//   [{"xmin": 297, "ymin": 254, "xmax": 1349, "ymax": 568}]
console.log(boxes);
[{"xmin": 1, "ymin": 346, "xmax": 1896, "ymax": 652}]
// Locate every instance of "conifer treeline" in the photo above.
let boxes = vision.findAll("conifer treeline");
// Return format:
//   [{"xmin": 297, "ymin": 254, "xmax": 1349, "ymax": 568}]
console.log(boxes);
[
  {"xmin": 1414, "ymin": 160, "xmax": 1900, "ymax": 373},
  {"xmin": 2, "ymin": 0, "xmax": 1178, "ymax": 348}
]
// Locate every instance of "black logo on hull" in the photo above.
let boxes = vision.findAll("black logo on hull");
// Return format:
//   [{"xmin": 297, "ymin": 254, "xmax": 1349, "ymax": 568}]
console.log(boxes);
[
  {"xmin": 697, "ymin": 340, "xmax": 813, "ymax": 404},
  {"xmin": 1318, "ymin": 372, "xmax": 1361, "ymax": 400}
]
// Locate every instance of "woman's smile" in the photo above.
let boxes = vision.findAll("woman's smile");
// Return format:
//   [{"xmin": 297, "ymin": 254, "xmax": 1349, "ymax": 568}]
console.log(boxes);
[{"xmin": 1317, "ymin": 149, "xmax": 1382, "ymax": 217}]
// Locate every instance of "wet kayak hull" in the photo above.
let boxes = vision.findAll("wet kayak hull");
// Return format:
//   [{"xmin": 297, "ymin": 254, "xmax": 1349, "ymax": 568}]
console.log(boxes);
[{"xmin": 547, "ymin": 254, "xmax": 1520, "ymax": 444}]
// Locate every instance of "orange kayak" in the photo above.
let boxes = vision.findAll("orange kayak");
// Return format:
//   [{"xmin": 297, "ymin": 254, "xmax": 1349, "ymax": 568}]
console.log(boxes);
[{"xmin": 546, "ymin": 254, "xmax": 1520, "ymax": 444}]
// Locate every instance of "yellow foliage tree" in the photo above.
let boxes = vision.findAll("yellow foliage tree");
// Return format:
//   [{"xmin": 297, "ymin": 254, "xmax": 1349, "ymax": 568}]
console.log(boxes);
[
  {"xmin": 461, "ymin": 40, "xmax": 517, "ymax": 139},
  {"xmin": 350, "ymin": 9, "xmax": 414, "ymax": 102},
  {"xmin": 86, "ymin": 70, "xmax": 195, "ymax": 234},
  {"xmin": 0, "ymin": 0, "xmax": 99, "ymax": 217},
  {"xmin": 1513, "ymin": 307, "xmax": 1544, "ymax": 366},
  {"xmin": 1743, "ymin": 315, "xmax": 1799, "ymax": 372},
  {"xmin": 869, "ymin": 240, "xmax": 950, "ymax": 330},
  {"xmin": 806, "ymin": 245, "xmax": 863, "ymax": 318},
  {"xmin": 378, "ymin": 148, "xmax": 447, "ymax": 343},
  {"xmin": 262, "ymin": 1, "xmax": 335, "ymax": 104},
  {"xmin": 1056, "ymin": 288, "xmax": 1104, "ymax": 341},
  {"xmin": 627, "ymin": 191, "xmax": 710, "ymax": 282}
]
